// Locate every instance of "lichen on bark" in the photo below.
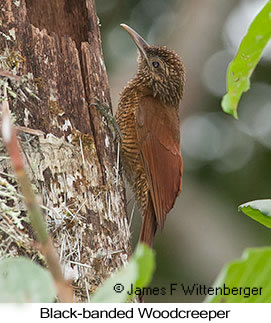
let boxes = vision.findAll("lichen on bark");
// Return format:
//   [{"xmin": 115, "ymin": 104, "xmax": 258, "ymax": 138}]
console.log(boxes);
[{"xmin": 0, "ymin": 0, "xmax": 131, "ymax": 302}]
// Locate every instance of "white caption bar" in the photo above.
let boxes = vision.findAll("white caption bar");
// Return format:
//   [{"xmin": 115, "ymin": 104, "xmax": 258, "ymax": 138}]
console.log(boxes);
[{"xmin": 0, "ymin": 303, "xmax": 267, "ymax": 322}]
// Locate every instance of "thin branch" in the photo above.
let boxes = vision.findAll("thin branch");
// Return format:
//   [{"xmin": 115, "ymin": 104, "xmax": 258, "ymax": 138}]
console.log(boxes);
[
  {"xmin": 0, "ymin": 69, "xmax": 21, "ymax": 81},
  {"xmin": 0, "ymin": 84, "xmax": 73, "ymax": 303}
]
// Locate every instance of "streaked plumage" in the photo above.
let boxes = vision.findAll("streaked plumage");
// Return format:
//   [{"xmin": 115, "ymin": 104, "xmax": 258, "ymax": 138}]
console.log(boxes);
[{"xmin": 116, "ymin": 24, "xmax": 185, "ymax": 247}]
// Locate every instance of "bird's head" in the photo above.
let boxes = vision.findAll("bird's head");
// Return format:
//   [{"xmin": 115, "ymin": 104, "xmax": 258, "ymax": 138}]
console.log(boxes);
[{"xmin": 121, "ymin": 24, "xmax": 185, "ymax": 106}]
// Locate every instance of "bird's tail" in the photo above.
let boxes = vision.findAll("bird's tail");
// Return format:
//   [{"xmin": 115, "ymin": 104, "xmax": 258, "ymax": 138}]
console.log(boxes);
[{"xmin": 139, "ymin": 198, "xmax": 157, "ymax": 248}]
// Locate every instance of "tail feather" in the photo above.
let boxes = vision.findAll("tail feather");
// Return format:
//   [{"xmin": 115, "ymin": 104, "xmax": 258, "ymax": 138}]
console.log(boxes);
[{"xmin": 139, "ymin": 199, "xmax": 157, "ymax": 248}]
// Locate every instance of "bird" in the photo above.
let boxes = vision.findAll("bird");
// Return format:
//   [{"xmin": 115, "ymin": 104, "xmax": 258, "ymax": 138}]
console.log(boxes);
[{"xmin": 116, "ymin": 24, "xmax": 185, "ymax": 248}]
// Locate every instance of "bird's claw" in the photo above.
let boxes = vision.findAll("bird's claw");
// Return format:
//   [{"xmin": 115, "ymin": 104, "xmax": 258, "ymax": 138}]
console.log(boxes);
[{"xmin": 89, "ymin": 97, "xmax": 123, "ymax": 141}]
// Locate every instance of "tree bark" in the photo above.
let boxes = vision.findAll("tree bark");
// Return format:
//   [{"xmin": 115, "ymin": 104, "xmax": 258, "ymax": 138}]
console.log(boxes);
[{"xmin": 0, "ymin": 0, "xmax": 131, "ymax": 302}]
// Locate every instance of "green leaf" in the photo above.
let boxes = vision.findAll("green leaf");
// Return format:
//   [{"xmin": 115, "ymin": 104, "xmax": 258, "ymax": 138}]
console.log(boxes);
[
  {"xmin": 222, "ymin": 0, "xmax": 271, "ymax": 118},
  {"xmin": 91, "ymin": 243, "xmax": 155, "ymax": 303},
  {"xmin": 206, "ymin": 248, "xmax": 271, "ymax": 302},
  {"xmin": 239, "ymin": 199, "xmax": 271, "ymax": 228},
  {"xmin": 0, "ymin": 257, "xmax": 56, "ymax": 302}
]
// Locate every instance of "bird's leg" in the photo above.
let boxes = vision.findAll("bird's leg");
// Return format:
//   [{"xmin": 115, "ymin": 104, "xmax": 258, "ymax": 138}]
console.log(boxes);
[{"xmin": 89, "ymin": 97, "xmax": 122, "ymax": 141}]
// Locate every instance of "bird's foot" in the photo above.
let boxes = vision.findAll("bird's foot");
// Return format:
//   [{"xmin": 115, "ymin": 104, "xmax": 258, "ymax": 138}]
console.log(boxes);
[{"xmin": 89, "ymin": 97, "xmax": 122, "ymax": 141}]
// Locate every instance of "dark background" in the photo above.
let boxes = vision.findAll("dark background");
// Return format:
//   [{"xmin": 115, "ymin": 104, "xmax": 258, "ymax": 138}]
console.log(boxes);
[{"xmin": 96, "ymin": 0, "xmax": 271, "ymax": 302}]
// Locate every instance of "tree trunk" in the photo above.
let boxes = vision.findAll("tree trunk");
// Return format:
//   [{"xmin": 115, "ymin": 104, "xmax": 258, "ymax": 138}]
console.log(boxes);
[{"xmin": 0, "ymin": 0, "xmax": 131, "ymax": 302}]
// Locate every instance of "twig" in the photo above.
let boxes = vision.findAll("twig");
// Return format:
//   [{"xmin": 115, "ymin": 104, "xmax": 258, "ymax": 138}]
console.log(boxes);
[
  {"xmin": 0, "ymin": 69, "xmax": 21, "ymax": 81},
  {"xmin": 0, "ymin": 84, "xmax": 73, "ymax": 303}
]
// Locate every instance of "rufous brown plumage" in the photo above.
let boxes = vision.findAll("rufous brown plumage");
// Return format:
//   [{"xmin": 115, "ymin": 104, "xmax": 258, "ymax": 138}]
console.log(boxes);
[{"xmin": 116, "ymin": 24, "xmax": 185, "ymax": 247}]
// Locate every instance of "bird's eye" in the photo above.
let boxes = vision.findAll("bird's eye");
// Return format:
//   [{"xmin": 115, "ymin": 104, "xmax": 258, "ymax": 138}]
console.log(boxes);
[{"xmin": 152, "ymin": 61, "xmax": 160, "ymax": 68}]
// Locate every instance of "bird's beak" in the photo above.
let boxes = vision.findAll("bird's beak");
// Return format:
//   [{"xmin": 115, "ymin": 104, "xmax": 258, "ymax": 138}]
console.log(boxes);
[{"xmin": 120, "ymin": 24, "xmax": 149, "ymax": 62}]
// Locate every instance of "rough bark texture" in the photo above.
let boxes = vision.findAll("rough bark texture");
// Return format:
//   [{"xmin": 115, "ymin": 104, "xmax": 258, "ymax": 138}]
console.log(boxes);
[{"xmin": 0, "ymin": 0, "xmax": 131, "ymax": 302}]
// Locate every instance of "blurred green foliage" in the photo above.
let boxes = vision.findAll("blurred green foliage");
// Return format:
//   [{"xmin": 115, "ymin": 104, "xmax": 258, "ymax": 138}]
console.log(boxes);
[
  {"xmin": 208, "ymin": 199, "xmax": 271, "ymax": 303},
  {"xmin": 222, "ymin": 0, "xmax": 271, "ymax": 118},
  {"xmin": 0, "ymin": 257, "xmax": 56, "ymax": 302},
  {"xmin": 91, "ymin": 243, "xmax": 155, "ymax": 302},
  {"xmin": 0, "ymin": 244, "xmax": 155, "ymax": 303},
  {"xmin": 207, "ymin": 248, "xmax": 271, "ymax": 302},
  {"xmin": 208, "ymin": 1, "xmax": 271, "ymax": 303},
  {"xmin": 240, "ymin": 199, "xmax": 271, "ymax": 228}
]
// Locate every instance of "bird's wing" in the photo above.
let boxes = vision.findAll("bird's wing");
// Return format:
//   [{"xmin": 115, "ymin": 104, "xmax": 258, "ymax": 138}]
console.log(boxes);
[{"xmin": 136, "ymin": 95, "xmax": 183, "ymax": 228}]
